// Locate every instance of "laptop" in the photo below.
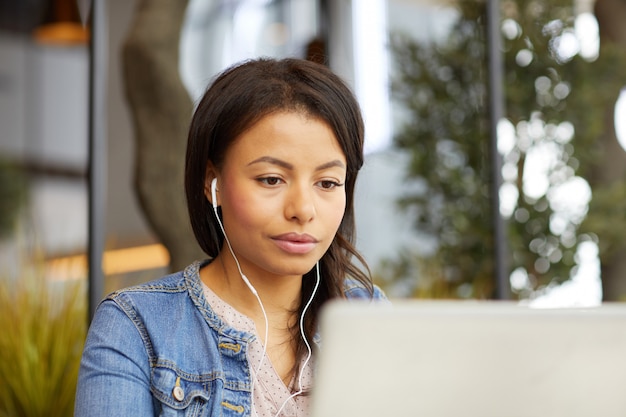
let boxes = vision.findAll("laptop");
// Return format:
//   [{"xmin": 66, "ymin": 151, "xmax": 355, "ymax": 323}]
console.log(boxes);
[{"xmin": 310, "ymin": 299, "xmax": 626, "ymax": 417}]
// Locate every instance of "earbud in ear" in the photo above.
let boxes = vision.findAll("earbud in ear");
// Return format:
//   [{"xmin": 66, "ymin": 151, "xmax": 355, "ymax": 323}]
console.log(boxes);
[{"xmin": 210, "ymin": 178, "xmax": 218, "ymax": 210}]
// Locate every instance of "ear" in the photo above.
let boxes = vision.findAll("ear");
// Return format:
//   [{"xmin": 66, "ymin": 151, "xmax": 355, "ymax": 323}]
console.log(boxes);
[{"xmin": 203, "ymin": 164, "xmax": 220, "ymax": 207}]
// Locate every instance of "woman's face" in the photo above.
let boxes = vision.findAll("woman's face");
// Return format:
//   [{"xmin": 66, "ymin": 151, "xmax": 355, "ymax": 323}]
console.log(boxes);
[{"xmin": 209, "ymin": 111, "xmax": 347, "ymax": 280}]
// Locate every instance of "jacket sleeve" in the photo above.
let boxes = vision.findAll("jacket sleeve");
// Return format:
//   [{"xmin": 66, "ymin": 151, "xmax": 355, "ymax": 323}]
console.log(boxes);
[
  {"xmin": 343, "ymin": 280, "xmax": 389, "ymax": 302},
  {"xmin": 74, "ymin": 299, "xmax": 155, "ymax": 416}
]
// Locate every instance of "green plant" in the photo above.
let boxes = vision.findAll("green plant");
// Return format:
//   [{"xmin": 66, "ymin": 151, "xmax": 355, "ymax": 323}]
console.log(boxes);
[
  {"xmin": 0, "ymin": 159, "xmax": 28, "ymax": 239},
  {"xmin": 386, "ymin": 0, "xmax": 626, "ymax": 299},
  {"xmin": 0, "ymin": 258, "xmax": 86, "ymax": 417}
]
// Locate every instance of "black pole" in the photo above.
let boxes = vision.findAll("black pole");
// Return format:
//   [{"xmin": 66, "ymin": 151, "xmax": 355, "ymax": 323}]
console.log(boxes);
[
  {"xmin": 87, "ymin": 0, "xmax": 107, "ymax": 321},
  {"xmin": 318, "ymin": 0, "xmax": 329, "ymax": 48},
  {"xmin": 486, "ymin": 0, "xmax": 509, "ymax": 299}
]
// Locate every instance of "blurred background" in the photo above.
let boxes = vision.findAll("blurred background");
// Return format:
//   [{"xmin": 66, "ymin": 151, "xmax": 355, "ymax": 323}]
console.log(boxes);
[
  {"xmin": 1, "ymin": 0, "xmax": 626, "ymax": 414},
  {"xmin": 1, "ymin": 0, "xmax": 626, "ymax": 301},
  {"xmin": 2, "ymin": 0, "xmax": 626, "ymax": 303}
]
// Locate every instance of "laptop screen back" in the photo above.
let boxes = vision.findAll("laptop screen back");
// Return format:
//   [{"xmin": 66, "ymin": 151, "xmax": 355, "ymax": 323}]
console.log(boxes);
[{"xmin": 310, "ymin": 300, "xmax": 626, "ymax": 417}]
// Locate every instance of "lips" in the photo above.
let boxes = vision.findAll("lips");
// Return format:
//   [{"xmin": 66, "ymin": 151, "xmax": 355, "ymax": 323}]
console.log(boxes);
[{"xmin": 271, "ymin": 233, "xmax": 319, "ymax": 254}]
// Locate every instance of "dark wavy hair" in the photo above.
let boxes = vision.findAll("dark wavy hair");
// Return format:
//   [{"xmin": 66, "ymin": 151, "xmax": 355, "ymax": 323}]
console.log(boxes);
[{"xmin": 184, "ymin": 57, "xmax": 373, "ymax": 363}]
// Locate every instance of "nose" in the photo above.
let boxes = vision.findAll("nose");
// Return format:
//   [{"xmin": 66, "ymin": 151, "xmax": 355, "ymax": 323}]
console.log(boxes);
[{"xmin": 284, "ymin": 182, "xmax": 316, "ymax": 223}]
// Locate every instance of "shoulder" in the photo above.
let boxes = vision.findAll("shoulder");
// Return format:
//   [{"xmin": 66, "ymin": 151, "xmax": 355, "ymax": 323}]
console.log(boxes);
[
  {"xmin": 342, "ymin": 279, "xmax": 388, "ymax": 301},
  {"xmin": 102, "ymin": 262, "xmax": 205, "ymax": 320},
  {"xmin": 110, "ymin": 268, "xmax": 188, "ymax": 297},
  {"xmin": 107, "ymin": 261, "xmax": 207, "ymax": 298},
  {"xmin": 88, "ymin": 261, "xmax": 225, "ymax": 359}
]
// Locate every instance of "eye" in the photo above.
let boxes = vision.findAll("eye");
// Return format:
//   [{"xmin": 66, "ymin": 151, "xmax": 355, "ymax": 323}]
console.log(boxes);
[
  {"xmin": 317, "ymin": 180, "xmax": 344, "ymax": 190},
  {"xmin": 258, "ymin": 176, "xmax": 283, "ymax": 186}
]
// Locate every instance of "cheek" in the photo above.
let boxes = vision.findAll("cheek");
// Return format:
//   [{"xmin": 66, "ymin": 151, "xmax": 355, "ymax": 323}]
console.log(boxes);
[
  {"xmin": 222, "ymin": 188, "xmax": 259, "ymax": 229},
  {"xmin": 221, "ymin": 180, "xmax": 281, "ymax": 232},
  {"xmin": 327, "ymin": 196, "xmax": 347, "ymax": 233},
  {"xmin": 218, "ymin": 164, "xmax": 246, "ymax": 217}
]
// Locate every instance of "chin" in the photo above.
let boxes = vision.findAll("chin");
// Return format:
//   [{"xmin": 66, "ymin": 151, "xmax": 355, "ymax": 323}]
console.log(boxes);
[{"xmin": 270, "ymin": 260, "xmax": 319, "ymax": 278}]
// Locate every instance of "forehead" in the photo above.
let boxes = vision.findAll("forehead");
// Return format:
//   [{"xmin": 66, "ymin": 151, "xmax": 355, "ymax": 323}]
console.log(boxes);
[{"xmin": 224, "ymin": 111, "xmax": 346, "ymax": 164}]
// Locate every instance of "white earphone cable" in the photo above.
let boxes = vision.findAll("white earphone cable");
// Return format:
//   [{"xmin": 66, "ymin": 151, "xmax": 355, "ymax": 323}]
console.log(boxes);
[
  {"xmin": 211, "ymin": 180, "xmax": 319, "ymax": 417},
  {"xmin": 213, "ymin": 207, "xmax": 270, "ymax": 379},
  {"xmin": 272, "ymin": 262, "xmax": 320, "ymax": 417}
]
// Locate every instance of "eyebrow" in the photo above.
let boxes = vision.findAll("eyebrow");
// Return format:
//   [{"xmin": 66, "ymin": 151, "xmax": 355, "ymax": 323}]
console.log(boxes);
[{"xmin": 247, "ymin": 156, "xmax": 346, "ymax": 171}]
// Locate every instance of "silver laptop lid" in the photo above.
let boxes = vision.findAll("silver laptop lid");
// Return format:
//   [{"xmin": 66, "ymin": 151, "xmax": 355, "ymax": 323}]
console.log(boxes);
[{"xmin": 310, "ymin": 300, "xmax": 626, "ymax": 417}]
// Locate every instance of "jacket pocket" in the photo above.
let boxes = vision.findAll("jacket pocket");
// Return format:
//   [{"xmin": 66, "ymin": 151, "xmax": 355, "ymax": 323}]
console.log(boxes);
[{"xmin": 151, "ymin": 364, "xmax": 212, "ymax": 417}]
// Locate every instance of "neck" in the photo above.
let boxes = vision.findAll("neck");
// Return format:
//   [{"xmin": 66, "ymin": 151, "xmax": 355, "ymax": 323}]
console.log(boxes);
[{"xmin": 201, "ymin": 251, "xmax": 303, "ymax": 321}]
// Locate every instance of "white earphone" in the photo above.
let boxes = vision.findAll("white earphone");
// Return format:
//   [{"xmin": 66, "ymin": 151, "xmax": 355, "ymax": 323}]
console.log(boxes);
[
  {"xmin": 209, "ymin": 176, "xmax": 319, "ymax": 417},
  {"xmin": 210, "ymin": 177, "xmax": 257, "ymax": 294},
  {"xmin": 210, "ymin": 177, "xmax": 218, "ymax": 210}
]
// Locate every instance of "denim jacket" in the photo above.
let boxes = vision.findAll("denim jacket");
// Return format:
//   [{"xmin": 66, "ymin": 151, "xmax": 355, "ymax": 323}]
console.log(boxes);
[{"xmin": 74, "ymin": 261, "xmax": 386, "ymax": 417}]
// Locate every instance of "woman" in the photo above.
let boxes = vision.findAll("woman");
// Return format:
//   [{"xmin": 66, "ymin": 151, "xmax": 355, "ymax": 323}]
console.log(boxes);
[{"xmin": 75, "ymin": 57, "xmax": 386, "ymax": 417}]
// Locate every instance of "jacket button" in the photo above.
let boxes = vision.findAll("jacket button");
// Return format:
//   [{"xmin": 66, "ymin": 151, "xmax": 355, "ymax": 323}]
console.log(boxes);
[{"xmin": 173, "ymin": 385, "xmax": 185, "ymax": 402}]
